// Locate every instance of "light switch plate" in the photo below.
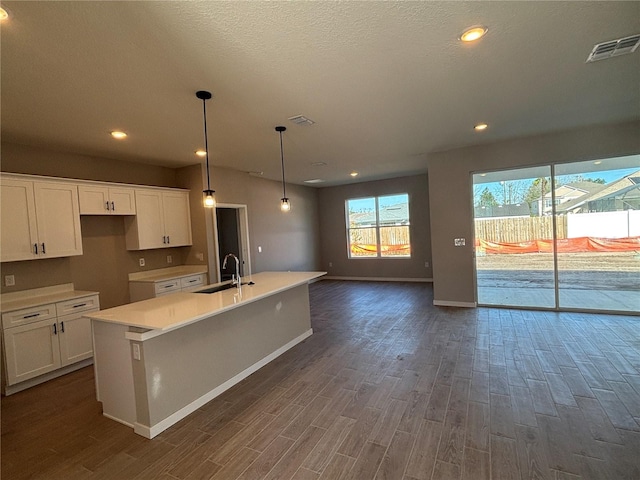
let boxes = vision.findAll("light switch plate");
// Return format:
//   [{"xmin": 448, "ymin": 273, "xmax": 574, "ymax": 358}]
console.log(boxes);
[
  {"xmin": 454, "ymin": 238, "xmax": 466, "ymax": 247},
  {"xmin": 4, "ymin": 275, "xmax": 15, "ymax": 286}
]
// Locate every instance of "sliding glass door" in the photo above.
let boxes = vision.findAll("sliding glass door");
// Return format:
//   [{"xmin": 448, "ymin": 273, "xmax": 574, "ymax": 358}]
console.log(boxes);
[
  {"xmin": 473, "ymin": 166, "xmax": 556, "ymax": 309},
  {"xmin": 473, "ymin": 154, "xmax": 639, "ymax": 314},
  {"xmin": 554, "ymin": 156, "xmax": 640, "ymax": 312}
]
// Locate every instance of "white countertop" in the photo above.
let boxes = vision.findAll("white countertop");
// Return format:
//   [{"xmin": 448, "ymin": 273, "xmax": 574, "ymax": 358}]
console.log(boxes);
[
  {"xmin": 0, "ymin": 283, "xmax": 99, "ymax": 313},
  {"xmin": 128, "ymin": 265, "xmax": 208, "ymax": 283},
  {"xmin": 87, "ymin": 271, "xmax": 325, "ymax": 334}
]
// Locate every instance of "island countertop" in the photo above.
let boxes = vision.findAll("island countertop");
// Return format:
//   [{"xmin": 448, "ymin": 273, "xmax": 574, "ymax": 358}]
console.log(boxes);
[{"xmin": 86, "ymin": 271, "xmax": 325, "ymax": 334}]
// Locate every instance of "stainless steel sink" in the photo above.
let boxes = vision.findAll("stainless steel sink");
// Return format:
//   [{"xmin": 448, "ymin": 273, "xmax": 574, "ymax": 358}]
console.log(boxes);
[
  {"xmin": 194, "ymin": 281, "xmax": 254, "ymax": 294},
  {"xmin": 194, "ymin": 283, "xmax": 236, "ymax": 294}
]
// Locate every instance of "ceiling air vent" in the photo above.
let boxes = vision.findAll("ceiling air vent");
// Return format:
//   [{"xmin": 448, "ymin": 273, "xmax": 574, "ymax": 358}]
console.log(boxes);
[
  {"xmin": 288, "ymin": 115, "xmax": 315, "ymax": 126},
  {"xmin": 586, "ymin": 34, "xmax": 640, "ymax": 62}
]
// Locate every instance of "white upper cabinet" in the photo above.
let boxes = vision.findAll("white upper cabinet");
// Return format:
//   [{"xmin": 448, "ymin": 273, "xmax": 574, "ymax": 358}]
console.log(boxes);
[
  {"xmin": 1, "ymin": 176, "xmax": 83, "ymax": 262},
  {"xmin": 125, "ymin": 189, "xmax": 192, "ymax": 250},
  {"xmin": 78, "ymin": 185, "xmax": 136, "ymax": 215}
]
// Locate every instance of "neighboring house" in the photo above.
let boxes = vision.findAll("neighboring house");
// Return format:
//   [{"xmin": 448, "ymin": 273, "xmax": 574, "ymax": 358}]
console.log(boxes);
[
  {"xmin": 533, "ymin": 182, "xmax": 603, "ymax": 215},
  {"xmin": 557, "ymin": 170, "xmax": 640, "ymax": 214},
  {"xmin": 349, "ymin": 203, "xmax": 410, "ymax": 227}
]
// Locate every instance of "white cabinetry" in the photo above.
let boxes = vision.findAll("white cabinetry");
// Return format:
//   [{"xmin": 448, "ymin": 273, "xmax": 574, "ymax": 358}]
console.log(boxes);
[
  {"xmin": 78, "ymin": 185, "xmax": 136, "ymax": 215},
  {"xmin": 124, "ymin": 189, "xmax": 192, "ymax": 250},
  {"xmin": 0, "ymin": 176, "xmax": 83, "ymax": 262},
  {"xmin": 129, "ymin": 272, "xmax": 206, "ymax": 302},
  {"xmin": 1, "ymin": 291, "xmax": 100, "ymax": 394}
]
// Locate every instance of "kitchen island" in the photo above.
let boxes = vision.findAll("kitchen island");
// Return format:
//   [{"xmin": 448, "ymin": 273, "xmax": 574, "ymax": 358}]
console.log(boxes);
[{"xmin": 87, "ymin": 271, "xmax": 325, "ymax": 438}]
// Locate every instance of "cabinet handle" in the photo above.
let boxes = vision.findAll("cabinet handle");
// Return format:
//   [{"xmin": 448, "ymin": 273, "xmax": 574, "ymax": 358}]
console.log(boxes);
[
  {"xmin": 53, "ymin": 323, "xmax": 57, "ymax": 335},
  {"xmin": 60, "ymin": 321, "xmax": 65, "ymax": 333},
  {"xmin": 34, "ymin": 243, "xmax": 38, "ymax": 254},
  {"xmin": 111, "ymin": 201, "xmax": 115, "ymax": 211},
  {"xmin": 106, "ymin": 201, "xmax": 110, "ymax": 211},
  {"xmin": 41, "ymin": 243, "xmax": 46, "ymax": 254},
  {"xmin": 23, "ymin": 313, "xmax": 40, "ymax": 319},
  {"xmin": 162, "ymin": 236, "xmax": 166, "ymax": 244},
  {"xmin": 162, "ymin": 285, "xmax": 174, "ymax": 289},
  {"xmin": 167, "ymin": 236, "xmax": 170, "ymax": 244},
  {"xmin": 72, "ymin": 303, "xmax": 87, "ymax": 308}
]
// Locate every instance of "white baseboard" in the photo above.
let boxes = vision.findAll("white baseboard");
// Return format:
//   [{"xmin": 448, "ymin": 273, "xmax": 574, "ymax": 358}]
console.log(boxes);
[
  {"xmin": 433, "ymin": 300, "xmax": 477, "ymax": 308},
  {"xmin": 323, "ymin": 276, "xmax": 432, "ymax": 283},
  {"xmin": 134, "ymin": 328, "xmax": 314, "ymax": 439}
]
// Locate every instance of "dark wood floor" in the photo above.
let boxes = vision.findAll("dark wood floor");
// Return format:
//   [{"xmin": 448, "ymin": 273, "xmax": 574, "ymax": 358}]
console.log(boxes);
[{"xmin": 2, "ymin": 280, "xmax": 640, "ymax": 480}]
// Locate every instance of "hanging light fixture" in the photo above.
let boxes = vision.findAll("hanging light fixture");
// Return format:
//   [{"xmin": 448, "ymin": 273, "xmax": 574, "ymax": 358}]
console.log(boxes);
[
  {"xmin": 275, "ymin": 126, "xmax": 290, "ymax": 212},
  {"xmin": 196, "ymin": 90, "xmax": 216, "ymax": 208}
]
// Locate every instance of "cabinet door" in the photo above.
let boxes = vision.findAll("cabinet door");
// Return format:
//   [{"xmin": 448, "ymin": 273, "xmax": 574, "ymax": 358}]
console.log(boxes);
[
  {"xmin": 3, "ymin": 319, "xmax": 61, "ymax": 385},
  {"xmin": 126, "ymin": 190, "xmax": 165, "ymax": 249},
  {"xmin": 162, "ymin": 191, "xmax": 192, "ymax": 247},
  {"xmin": 58, "ymin": 312, "xmax": 93, "ymax": 366},
  {"xmin": 0, "ymin": 178, "xmax": 39, "ymax": 262},
  {"xmin": 33, "ymin": 182, "xmax": 83, "ymax": 258},
  {"xmin": 109, "ymin": 188, "xmax": 136, "ymax": 215},
  {"xmin": 78, "ymin": 185, "xmax": 110, "ymax": 214}
]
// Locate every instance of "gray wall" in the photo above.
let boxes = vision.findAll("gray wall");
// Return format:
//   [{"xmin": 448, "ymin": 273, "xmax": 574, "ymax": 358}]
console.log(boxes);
[
  {"xmin": 427, "ymin": 120, "xmax": 640, "ymax": 306},
  {"xmin": 317, "ymin": 174, "xmax": 432, "ymax": 280},
  {"xmin": 1, "ymin": 143, "xmax": 322, "ymax": 307}
]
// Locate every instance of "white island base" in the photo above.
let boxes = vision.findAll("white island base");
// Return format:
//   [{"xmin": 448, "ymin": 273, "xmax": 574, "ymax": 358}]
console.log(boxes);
[{"xmin": 90, "ymin": 272, "xmax": 323, "ymax": 439}]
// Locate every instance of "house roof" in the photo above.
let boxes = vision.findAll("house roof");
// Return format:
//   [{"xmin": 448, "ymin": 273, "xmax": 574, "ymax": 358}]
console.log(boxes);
[
  {"xmin": 474, "ymin": 204, "xmax": 532, "ymax": 218},
  {"xmin": 557, "ymin": 170, "xmax": 640, "ymax": 212},
  {"xmin": 1, "ymin": 2, "xmax": 639, "ymax": 186}
]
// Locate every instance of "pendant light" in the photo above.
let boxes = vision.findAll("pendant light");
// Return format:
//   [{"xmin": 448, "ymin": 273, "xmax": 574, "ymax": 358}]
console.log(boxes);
[
  {"xmin": 196, "ymin": 90, "xmax": 216, "ymax": 208},
  {"xmin": 275, "ymin": 126, "xmax": 290, "ymax": 212}
]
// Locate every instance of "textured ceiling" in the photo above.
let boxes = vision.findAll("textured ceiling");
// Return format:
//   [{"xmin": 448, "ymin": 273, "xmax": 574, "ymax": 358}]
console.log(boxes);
[{"xmin": 2, "ymin": 1, "xmax": 639, "ymax": 186}]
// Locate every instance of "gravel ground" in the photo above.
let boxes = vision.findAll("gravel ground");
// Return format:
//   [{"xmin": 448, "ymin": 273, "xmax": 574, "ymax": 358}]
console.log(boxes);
[{"xmin": 476, "ymin": 251, "xmax": 640, "ymax": 272}]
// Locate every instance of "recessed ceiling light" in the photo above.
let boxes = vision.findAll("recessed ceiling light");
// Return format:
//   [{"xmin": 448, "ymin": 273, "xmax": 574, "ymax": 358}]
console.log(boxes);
[
  {"xmin": 304, "ymin": 179, "xmax": 324, "ymax": 184},
  {"xmin": 474, "ymin": 123, "xmax": 488, "ymax": 131},
  {"xmin": 350, "ymin": 171, "xmax": 359, "ymax": 177},
  {"xmin": 460, "ymin": 26, "xmax": 488, "ymax": 42},
  {"xmin": 110, "ymin": 131, "xmax": 127, "ymax": 139},
  {"xmin": 0, "ymin": 7, "xmax": 9, "ymax": 21},
  {"xmin": 195, "ymin": 149, "xmax": 206, "ymax": 157}
]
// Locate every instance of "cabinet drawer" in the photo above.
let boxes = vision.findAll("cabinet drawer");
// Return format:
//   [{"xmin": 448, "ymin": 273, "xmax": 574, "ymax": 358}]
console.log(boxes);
[
  {"xmin": 181, "ymin": 274, "xmax": 205, "ymax": 289},
  {"xmin": 56, "ymin": 295, "xmax": 100, "ymax": 316},
  {"xmin": 154, "ymin": 280, "xmax": 181, "ymax": 296},
  {"xmin": 2, "ymin": 303, "xmax": 57, "ymax": 329}
]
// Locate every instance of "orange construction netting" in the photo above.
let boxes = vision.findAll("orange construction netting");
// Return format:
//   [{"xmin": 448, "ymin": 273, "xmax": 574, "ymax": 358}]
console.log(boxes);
[
  {"xmin": 351, "ymin": 244, "xmax": 411, "ymax": 255},
  {"xmin": 477, "ymin": 236, "xmax": 640, "ymax": 254}
]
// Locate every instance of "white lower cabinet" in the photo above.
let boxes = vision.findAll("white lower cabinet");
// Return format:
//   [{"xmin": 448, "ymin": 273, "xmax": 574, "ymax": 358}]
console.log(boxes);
[
  {"xmin": 129, "ymin": 273, "xmax": 206, "ymax": 302},
  {"xmin": 1, "ymin": 294, "xmax": 100, "ymax": 392}
]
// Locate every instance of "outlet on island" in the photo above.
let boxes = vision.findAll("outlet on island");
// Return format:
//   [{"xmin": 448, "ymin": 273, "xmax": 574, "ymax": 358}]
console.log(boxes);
[
  {"xmin": 167, "ymin": 255, "xmax": 172, "ymax": 264},
  {"xmin": 139, "ymin": 258, "xmax": 145, "ymax": 267},
  {"xmin": 5, "ymin": 275, "xmax": 15, "ymax": 287}
]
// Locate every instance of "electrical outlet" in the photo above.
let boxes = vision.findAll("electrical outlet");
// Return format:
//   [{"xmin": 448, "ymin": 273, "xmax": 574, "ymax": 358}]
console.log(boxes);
[
  {"xmin": 139, "ymin": 258, "xmax": 145, "ymax": 267},
  {"xmin": 329, "ymin": 262, "xmax": 333, "ymax": 267},
  {"xmin": 132, "ymin": 344, "xmax": 141, "ymax": 361},
  {"xmin": 196, "ymin": 252, "xmax": 204, "ymax": 261},
  {"xmin": 424, "ymin": 261, "xmax": 429, "ymax": 268},
  {"xmin": 454, "ymin": 238, "xmax": 466, "ymax": 247},
  {"xmin": 4, "ymin": 275, "xmax": 15, "ymax": 287},
  {"xmin": 167, "ymin": 255, "xmax": 172, "ymax": 264},
  {"xmin": 258, "ymin": 246, "xmax": 262, "ymax": 253}
]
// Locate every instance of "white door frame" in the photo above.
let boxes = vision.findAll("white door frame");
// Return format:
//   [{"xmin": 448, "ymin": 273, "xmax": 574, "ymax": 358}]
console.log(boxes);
[{"xmin": 209, "ymin": 203, "xmax": 252, "ymax": 284}]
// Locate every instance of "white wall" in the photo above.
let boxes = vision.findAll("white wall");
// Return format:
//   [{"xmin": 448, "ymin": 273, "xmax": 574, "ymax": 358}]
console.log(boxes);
[{"xmin": 567, "ymin": 211, "xmax": 637, "ymax": 238}]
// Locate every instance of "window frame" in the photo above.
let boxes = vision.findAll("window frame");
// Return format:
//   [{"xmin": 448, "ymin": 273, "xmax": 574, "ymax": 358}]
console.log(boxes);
[{"xmin": 345, "ymin": 193, "xmax": 411, "ymax": 259}]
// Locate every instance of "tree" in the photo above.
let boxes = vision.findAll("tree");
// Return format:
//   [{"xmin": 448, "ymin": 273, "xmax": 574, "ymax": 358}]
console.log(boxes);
[
  {"xmin": 478, "ymin": 187, "xmax": 498, "ymax": 207},
  {"xmin": 524, "ymin": 177, "xmax": 550, "ymax": 204}
]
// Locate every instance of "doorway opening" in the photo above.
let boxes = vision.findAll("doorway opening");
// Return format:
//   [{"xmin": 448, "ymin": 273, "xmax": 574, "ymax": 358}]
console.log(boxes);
[{"xmin": 212, "ymin": 204, "xmax": 251, "ymax": 284}]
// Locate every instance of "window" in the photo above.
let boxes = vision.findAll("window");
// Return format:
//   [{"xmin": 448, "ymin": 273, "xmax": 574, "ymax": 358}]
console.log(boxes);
[{"xmin": 346, "ymin": 193, "xmax": 411, "ymax": 258}]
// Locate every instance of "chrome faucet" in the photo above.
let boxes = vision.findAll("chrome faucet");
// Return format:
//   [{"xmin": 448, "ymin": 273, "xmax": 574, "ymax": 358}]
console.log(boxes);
[{"xmin": 222, "ymin": 253, "xmax": 241, "ymax": 287}]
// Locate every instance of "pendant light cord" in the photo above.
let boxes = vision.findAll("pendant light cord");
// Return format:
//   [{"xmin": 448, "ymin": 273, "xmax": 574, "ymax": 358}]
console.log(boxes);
[
  {"xmin": 279, "ymin": 130, "xmax": 286, "ymax": 198},
  {"xmin": 202, "ymin": 99, "xmax": 211, "ymax": 192}
]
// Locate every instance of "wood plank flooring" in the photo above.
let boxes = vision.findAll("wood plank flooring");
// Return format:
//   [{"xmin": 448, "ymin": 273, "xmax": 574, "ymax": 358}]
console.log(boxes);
[{"xmin": 2, "ymin": 280, "xmax": 640, "ymax": 480}]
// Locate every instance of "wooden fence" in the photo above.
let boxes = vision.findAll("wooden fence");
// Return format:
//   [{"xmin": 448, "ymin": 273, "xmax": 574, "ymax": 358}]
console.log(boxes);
[{"xmin": 474, "ymin": 216, "xmax": 567, "ymax": 243}]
